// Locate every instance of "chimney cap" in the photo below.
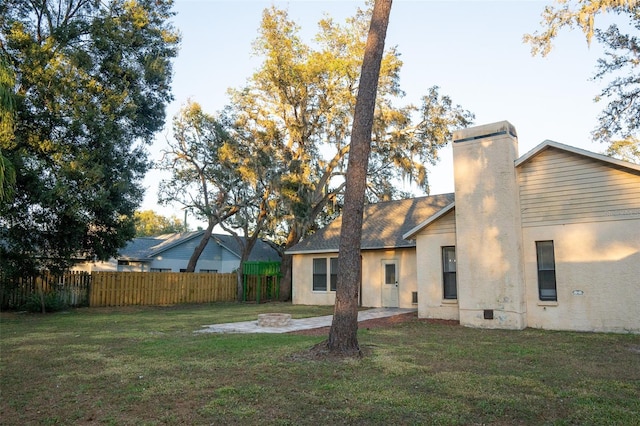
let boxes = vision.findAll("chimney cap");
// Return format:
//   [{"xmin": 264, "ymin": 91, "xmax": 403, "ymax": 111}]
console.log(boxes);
[{"xmin": 453, "ymin": 120, "xmax": 517, "ymax": 143}]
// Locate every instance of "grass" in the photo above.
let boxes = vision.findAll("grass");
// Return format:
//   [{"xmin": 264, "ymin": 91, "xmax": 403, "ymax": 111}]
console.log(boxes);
[{"xmin": 1, "ymin": 302, "xmax": 639, "ymax": 425}]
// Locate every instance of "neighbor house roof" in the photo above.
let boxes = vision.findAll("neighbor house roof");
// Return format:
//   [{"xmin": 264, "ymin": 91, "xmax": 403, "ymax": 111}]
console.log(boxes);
[
  {"xmin": 211, "ymin": 234, "xmax": 281, "ymax": 262},
  {"xmin": 286, "ymin": 193, "xmax": 455, "ymax": 254},
  {"xmin": 118, "ymin": 231, "xmax": 280, "ymax": 262},
  {"xmin": 118, "ymin": 231, "xmax": 204, "ymax": 261}
]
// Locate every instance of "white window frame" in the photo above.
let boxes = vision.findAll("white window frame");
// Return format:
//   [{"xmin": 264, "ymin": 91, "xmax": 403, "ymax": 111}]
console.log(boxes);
[{"xmin": 312, "ymin": 257, "xmax": 338, "ymax": 293}]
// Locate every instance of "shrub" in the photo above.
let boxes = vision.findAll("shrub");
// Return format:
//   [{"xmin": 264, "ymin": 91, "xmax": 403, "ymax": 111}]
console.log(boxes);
[{"xmin": 22, "ymin": 292, "xmax": 68, "ymax": 313}]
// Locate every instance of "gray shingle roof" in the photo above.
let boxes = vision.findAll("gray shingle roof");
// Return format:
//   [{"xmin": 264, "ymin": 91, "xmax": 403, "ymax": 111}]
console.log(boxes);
[
  {"xmin": 212, "ymin": 234, "xmax": 281, "ymax": 262},
  {"xmin": 287, "ymin": 193, "xmax": 455, "ymax": 253},
  {"xmin": 119, "ymin": 231, "xmax": 280, "ymax": 261},
  {"xmin": 118, "ymin": 231, "xmax": 203, "ymax": 260}
]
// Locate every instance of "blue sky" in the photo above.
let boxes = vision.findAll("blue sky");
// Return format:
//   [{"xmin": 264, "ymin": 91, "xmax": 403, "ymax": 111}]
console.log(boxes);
[{"xmin": 144, "ymin": 0, "xmax": 620, "ymax": 225}]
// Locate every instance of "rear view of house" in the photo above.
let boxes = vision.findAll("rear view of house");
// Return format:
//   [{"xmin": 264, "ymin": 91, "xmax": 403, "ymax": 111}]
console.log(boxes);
[
  {"xmin": 291, "ymin": 120, "xmax": 640, "ymax": 333},
  {"xmin": 406, "ymin": 121, "xmax": 640, "ymax": 333}
]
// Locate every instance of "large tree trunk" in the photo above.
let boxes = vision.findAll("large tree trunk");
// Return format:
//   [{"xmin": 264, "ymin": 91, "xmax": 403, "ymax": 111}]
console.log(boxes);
[
  {"xmin": 184, "ymin": 220, "xmax": 215, "ymax": 272},
  {"xmin": 279, "ymin": 253, "xmax": 293, "ymax": 301},
  {"xmin": 236, "ymin": 237, "xmax": 258, "ymax": 301},
  {"xmin": 326, "ymin": 0, "xmax": 392, "ymax": 357},
  {"xmin": 278, "ymin": 227, "xmax": 298, "ymax": 301}
]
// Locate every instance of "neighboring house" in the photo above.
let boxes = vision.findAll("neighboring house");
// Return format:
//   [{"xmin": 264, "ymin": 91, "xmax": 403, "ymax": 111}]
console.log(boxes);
[
  {"xmin": 289, "ymin": 121, "xmax": 640, "ymax": 333},
  {"xmin": 74, "ymin": 231, "xmax": 281, "ymax": 273}
]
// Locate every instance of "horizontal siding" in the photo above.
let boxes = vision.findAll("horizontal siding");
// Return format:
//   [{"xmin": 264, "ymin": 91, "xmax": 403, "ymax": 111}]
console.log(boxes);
[
  {"xmin": 518, "ymin": 148, "xmax": 640, "ymax": 227},
  {"xmin": 420, "ymin": 210, "xmax": 456, "ymax": 235}
]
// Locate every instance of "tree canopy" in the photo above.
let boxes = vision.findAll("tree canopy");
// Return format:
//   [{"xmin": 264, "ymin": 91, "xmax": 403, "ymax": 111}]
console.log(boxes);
[
  {"xmin": 157, "ymin": 5, "xmax": 473, "ymax": 298},
  {"xmin": 224, "ymin": 5, "xmax": 473, "ymax": 297},
  {"xmin": 134, "ymin": 210, "xmax": 184, "ymax": 237},
  {"xmin": 158, "ymin": 101, "xmax": 246, "ymax": 274},
  {"xmin": 592, "ymin": 4, "xmax": 640, "ymax": 153},
  {"xmin": 0, "ymin": 0, "xmax": 180, "ymax": 275},
  {"xmin": 0, "ymin": 55, "xmax": 16, "ymax": 202},
  {"xmin": 525, "ymin": 0, "xmax": 639, "ymax": 162}
]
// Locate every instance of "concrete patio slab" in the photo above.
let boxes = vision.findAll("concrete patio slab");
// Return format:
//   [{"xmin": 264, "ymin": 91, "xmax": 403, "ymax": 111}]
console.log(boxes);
[{"xmin": 196, "ymin": 307, "xmax": 416, "ymax": 334}]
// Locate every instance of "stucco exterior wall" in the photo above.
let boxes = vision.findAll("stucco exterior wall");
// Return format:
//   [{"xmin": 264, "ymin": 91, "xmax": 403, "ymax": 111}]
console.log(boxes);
[
  {"xmin": 523, "ymin": 219, "xmax": 640, "ymax": 333},
  {"xmin": 292, "ymin": 248, "xmax": 417, "ymax": 308},
  {"xmin": 291, "ymin": 252, "xmax": 338, "ymax": 306},
  {"xmin": 360, "ymin": 249, "xmax": 417, "ymax": 308},
  {"xmin": 415, "ymin": 229, "xmax": 459, "ymax": 320}
]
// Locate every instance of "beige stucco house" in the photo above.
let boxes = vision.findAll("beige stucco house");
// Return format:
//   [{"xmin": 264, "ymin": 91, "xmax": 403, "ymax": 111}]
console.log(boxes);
[
  {"xmin": 289, "ymin": 121, "xmax": 640, "ymax": 333},
  {"xmin": 288, "ymin": 194, "xmax": 454, "ymax": 308}
]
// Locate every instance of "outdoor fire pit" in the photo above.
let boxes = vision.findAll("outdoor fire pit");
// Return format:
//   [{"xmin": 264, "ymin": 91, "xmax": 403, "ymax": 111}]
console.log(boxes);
[{"xmin": 257, "ymin": 313, "xmax": 292, "ymax": 327}]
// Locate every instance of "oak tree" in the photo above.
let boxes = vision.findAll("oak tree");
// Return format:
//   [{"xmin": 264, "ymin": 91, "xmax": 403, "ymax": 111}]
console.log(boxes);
[
  {"xmin": 592, "ymin": 4, "xmax": 639, "ymax": 161},
  {"xmin": 134, "ymin": 210, "xmax": 184, "ymax": 237},
  {"xmin": 525, "ymin": 0, "xmax": 639, "ymax": 162},
  {"xmin": 158, "ymin": 102, "xmax": 241, "ymax": 273},
  {"xmin": 226, "ymin": 4, "xmax": 473, "ymax": 299}
]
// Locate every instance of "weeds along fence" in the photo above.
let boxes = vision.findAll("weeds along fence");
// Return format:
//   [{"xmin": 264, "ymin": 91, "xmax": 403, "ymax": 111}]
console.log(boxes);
[
  {"xmin": 0, "ymin": 271, "xmax": 91, "ymax": 310},
  {"xmin": 0, "ymin": 271, "xmax": 238, "ymax": 310}
]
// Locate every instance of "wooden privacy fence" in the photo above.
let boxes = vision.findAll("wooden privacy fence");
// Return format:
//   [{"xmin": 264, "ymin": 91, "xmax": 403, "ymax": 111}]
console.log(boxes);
[
  {"xmin": 2, "ymin": 271, "xmax": 244, "ymax": 310},
  {"xmin": 0, "ymin": 271, "xmax": 91, "ymax": 310},
  {"xmin": 90, "ymin": 272, "xmax": 237, "ymax": 307}
]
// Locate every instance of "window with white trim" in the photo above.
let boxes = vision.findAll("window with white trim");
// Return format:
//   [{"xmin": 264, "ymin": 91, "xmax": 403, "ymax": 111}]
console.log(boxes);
[{"xmin": 313, "ymin": 257, "xmax": 338, "ymax": 292}]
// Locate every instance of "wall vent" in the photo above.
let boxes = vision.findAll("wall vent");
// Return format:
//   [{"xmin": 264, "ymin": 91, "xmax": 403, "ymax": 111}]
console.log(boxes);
[
  {"xmin": 483, "ymin": 309, "xmax": 494, "ymax": 320},
  {"xmin": 412, "ymin": 292, "xmax": 418, "ymax": 304}
]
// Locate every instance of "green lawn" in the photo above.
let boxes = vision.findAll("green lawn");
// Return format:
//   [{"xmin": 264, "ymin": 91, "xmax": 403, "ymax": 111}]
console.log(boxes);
[{"xmin": 1, "ymin": 303, "xmax": 639, "ymax": 425}]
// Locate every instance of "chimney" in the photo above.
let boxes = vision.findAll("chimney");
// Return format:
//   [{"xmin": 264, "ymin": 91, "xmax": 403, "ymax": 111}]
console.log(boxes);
[{"xmin": 452, "ymin": 121, "xmax": 526, "ymax": 329}]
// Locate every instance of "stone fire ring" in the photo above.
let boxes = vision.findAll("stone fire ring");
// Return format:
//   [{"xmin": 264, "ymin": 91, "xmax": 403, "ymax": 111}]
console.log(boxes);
[{"xmin": 257, "ymin": 313, "xmax": 292, "ymax": 327}]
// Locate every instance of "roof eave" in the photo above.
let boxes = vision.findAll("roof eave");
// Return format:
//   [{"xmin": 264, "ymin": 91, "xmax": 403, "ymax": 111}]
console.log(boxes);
[
  {"xmin": 403, "ymin": 202, "xmax": 456, "ymax": 240},
  {"xmin": 286, "ymin": 244, "xmax": 416, "ymax": 255},
  {"xmin": 516, "ymin": 140, "xmax": 640, "ymax": 172},
  {"xmin": 285, "ymin": 248, "xmax": 340, "ymax": 255},
  {"xmin": 147, "ymin": 231, "xmax": 206, "ymax": 257}
]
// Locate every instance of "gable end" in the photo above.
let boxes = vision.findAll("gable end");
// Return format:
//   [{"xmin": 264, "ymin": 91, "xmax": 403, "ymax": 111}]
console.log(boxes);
[{"xmin": 518, "ymin": 147, "xmax": 640, "ymax": 226}]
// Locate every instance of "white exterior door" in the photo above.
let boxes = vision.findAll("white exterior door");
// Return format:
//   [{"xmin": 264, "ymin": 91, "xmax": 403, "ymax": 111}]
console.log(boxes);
[{"xmin": 381, "ymin": 260, "xmax": 399, "ymax": 307}]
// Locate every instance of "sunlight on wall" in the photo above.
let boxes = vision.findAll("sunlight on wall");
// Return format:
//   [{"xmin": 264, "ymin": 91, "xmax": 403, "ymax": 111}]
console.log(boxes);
[
  {"xmin": 453, "ymin": 154, "xmax": 485, "ymax": 198},
  {"xmin": 559, "ymin": 227, "xmax": 638, "ymax": 262}
]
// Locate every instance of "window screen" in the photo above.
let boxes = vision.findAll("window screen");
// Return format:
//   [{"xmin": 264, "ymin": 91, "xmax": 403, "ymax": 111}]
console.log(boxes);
[{"xmin": 313, "ymin": 258, "xmax": 327, "ymax": 291}]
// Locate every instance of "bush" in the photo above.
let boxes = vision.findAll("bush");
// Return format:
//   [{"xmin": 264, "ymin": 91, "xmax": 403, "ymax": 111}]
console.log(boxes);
[{"xmin": 22, "ymin": 292, "xmax": 68, "ymax": 313}]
